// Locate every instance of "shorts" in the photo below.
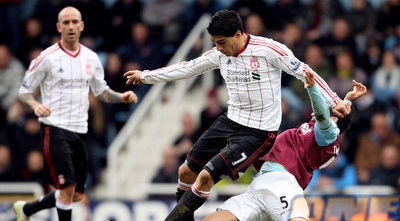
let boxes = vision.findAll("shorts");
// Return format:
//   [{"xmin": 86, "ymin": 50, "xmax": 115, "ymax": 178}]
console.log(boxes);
[
  {"xmin": 185, "ymin": 114, "xmax": 277, "ymax": 181},
  {"xmin": 217, "ymin": 172, "xmax": 309, "ymax": 221},
  {"xmin": 41, "ymin": 124, "xmax": 88, "ymax": 193}
]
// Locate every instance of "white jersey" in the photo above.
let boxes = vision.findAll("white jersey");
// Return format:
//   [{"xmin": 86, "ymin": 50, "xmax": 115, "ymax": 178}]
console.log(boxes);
[
  {"xmin": 19, "ymin": 42, "xmax": 109, "ymax": 133},
  {"xmin": 217, "ymin": 171, "xmax": 309, "ymax": 221},
  {"xmin": 141, "ymin": 34, "xmax": 340, "ymax": 131}
]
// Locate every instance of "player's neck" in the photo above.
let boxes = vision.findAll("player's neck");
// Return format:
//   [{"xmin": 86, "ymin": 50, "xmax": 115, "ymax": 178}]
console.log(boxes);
[
  {"xmin": 233, "ymin": 33, "xmax": 249, "ymax": 57},
  {"xmin": 60, "ymin": 40, "xmax": 79, "ymax": 52},
  {"xmin": 239, "ymin": 33, "xmax": 248, "ymax": 48}
]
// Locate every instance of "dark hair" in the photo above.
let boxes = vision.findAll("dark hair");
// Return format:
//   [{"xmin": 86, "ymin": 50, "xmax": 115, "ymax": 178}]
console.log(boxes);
[
  {"xmin": 332, "ymin": 105, "xmax": 355, "ymax": 135},
  {"xmin": 207, "ymin": 9, "xmax": 244, "ymax": 37}
]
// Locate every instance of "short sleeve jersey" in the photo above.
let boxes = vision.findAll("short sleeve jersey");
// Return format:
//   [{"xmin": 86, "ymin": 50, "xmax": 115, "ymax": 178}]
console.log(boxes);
[
  {"xmin": 141, "ymin": 34, "xmax": 340, "ymax": 131},
  {"xmin": 19, "ymin": 42, "xmax": 109, "ymax": 133},
  {"xmin": 261, "ymin": 120, "xmax": 341, "ymax": 189}
]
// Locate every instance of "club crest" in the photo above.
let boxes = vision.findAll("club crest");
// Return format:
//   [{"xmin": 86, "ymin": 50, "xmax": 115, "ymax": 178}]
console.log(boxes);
[
  {"xmin": 250, "ymin": 56, "xmax": 260, "ymax": 70},
  {"xmin": 86, "ymin": 64, "xmax": 92, "ymax": 75}
]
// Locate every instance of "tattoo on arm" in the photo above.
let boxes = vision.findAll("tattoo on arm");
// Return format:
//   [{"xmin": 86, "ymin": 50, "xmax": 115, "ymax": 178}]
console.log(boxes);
[
  {"xmin": 18, "ymin": 93, "xmax": 38, "ymax": 110},
  {"xmin": 98, "ymin": 89, "xmax": 122, "ymax": 103}
]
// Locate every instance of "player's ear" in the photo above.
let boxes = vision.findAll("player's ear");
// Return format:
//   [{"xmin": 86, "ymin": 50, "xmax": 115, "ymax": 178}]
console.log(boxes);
[
  {"xmin": 56, "ymin": 23, "xmax": 61, "ymax": 33},
  {"xmin": 331, "ymin": 116, "xmax": 338, "ymax": 123},
  {"xmin": 80, "ymin": 21, "xmax": 84, "ymax": 31},
  {"xmin": 235, "ymin": 30, "xmax": 241, "ymax": 38}
]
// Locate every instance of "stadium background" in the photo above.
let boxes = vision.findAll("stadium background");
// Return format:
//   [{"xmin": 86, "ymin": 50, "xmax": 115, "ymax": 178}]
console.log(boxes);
[{"xmin": 0, "ymin": 0, "xmax": 400, "ymax": 220}]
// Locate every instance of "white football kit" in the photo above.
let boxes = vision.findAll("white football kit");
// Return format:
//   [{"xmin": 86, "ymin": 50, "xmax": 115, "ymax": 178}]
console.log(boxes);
[
  {"xmin": 19, "ymin": 43, "xmax": 109, "ymax": 133},
  {"xmin": 140, "ymin": 34, "xmax": 340, "ymax": 131}
]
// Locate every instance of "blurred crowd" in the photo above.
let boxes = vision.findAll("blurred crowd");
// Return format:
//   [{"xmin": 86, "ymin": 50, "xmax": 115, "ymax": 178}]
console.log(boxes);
[{"xmin": 0, "ymin": 0, "xmax": 400, "ymax": 194}]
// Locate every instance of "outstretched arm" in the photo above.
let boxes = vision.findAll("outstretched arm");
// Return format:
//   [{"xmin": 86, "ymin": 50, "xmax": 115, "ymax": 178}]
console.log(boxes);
[
  {"xmin": 304, "ymin": 70, "xmax": 331, "ymax": 130},
  {"xmin": 124, "ymin": 49, "xmax": 220, "ymax": 85},
  {"xmin": 344, "ymin": 80, "xmax": 367, "ymax": 102},
  {"xmin": 305, "ymin": 70, "xmax": 340, "ymax": 146}
]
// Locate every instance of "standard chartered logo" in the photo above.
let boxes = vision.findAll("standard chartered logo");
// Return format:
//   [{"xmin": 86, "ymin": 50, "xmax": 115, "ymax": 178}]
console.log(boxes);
[
  {"xmin": 58, "ymin": 78, "xmax": 89, "ymax": 89},
  {"xmin": 226, "ymin": 70, "xmax": 251, "ymax": 82}
]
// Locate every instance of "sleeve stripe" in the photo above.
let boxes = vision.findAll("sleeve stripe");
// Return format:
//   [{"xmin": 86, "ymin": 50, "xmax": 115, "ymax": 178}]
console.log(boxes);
[
  {"xmin": 29, "ymin": 45, "xmax": 60, "ymax": 72},
  {"xmin": 314, "ymin": 75, "xmax": 341, "ymax": 105}
]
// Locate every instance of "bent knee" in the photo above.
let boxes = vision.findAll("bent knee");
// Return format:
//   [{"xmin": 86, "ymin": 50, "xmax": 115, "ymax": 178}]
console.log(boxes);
[{"xmin": 178, "ymin": 163, "xmax": 197, "ymax": 181}]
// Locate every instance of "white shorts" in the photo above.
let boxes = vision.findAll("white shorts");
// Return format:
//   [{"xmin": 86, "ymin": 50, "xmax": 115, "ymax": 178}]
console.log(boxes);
[{"xmin": 217, "ymin": 171, "xmax": 309, "ymax": 221}]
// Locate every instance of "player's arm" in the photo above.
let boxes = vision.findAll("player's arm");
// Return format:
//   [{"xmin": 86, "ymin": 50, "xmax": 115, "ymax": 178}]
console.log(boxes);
[
  {"xmin": 19, "ymin": 93, "xmax": 51, "ymax": 118},
  {"xmin": 18, "ymin": 57, "xmax": 51, "ymax": 118},
  {"xmin": 304, "ymin": 70, "xmax": 331, "ymax": 128},
  {"xmin": 97, "ymin": 88, "xmax": 138, "ymax": 104},
  {"xmin": 268, "ymin": 42, "xmax": 346, "ymax": 117},
  {"xmin": 343, "ymin": 80, "xmax": 367, "ymax": 102},
  {"xmin": 124, "ymin": 49, "xmax": 220, "ymax": 85},
  {"xmin": 304, "ymin": 70, "xmax": 338, "ymax": 146}
]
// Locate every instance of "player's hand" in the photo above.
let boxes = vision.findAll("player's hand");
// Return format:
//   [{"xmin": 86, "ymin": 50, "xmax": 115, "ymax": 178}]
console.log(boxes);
[
  {"xmin": 33, "ymin": 104, "xmax": 51, "ymax": 117},
  {"xmin": 120, "ymin": 91, "xmax": 138, "ymax": 104},
  {"xmin": 332, "ymin": 101, "xmax": 350, "ymax": 118},
  {"xmin": 124, "ymin": 70, "xmax": 143, "ymax": 85},
  {"xmin": 304, "ymin": 69, "xmax": 315, "ymax": 88},
  {"xmin": 344, "ymin": 80, "xmax": 367, "ymax": 101}
]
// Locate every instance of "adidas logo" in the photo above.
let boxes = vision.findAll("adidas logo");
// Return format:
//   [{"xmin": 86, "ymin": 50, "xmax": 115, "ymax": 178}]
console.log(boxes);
[
  {"xmin": 57, "ymin": 67, "xmax": 64, "ymax": 73},
  {"xmin": 227, "ymin": 59, "xmax": 232, "ymax": 65}
]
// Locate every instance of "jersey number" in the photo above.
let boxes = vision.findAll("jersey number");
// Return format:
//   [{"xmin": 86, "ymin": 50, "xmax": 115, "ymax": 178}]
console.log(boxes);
[
  {"xmin": 280, "ymin": 196, "xmax": 288, "ymax": 209},
  {"xmin": 231, "ymin": 153, "xmax": 247, "ymax": 166}
]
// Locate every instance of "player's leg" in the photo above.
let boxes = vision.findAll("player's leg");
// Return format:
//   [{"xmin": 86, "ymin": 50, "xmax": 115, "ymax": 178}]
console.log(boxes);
[
  {"xmin": 14, "ymin": 190, "xmax": 58, "ymax": 221},
  {"xmin": 174, "ymin": 115, "xmax": 231, "ymax": 203},
  {"xmin": 56, "ymin": 186, "xmax": 75, "ymax": 221},
  {"xmin": 14, "ymin": 125, "xmax": 65, "ymax": 220},
  {"xmin": 165, "ymin": 137, "xmax": 270, "ymax": 221},
  {"xmin": 168, "ymin": 115, "xmax": 233, "ymax": 220},
  {"xmin": 176, "ymin": 163, "xmax": 197, "ymax": 202},
  {"xmin": 166, "ymin": 116, "xmax": 277, "ymax": 221}
]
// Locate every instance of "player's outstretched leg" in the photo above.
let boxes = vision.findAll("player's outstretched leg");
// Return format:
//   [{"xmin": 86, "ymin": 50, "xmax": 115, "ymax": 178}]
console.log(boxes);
[
  {"xmin": 13, "ymin": 201, "xmax": 30, "ymax": 221},
  {"xmin": 165, "ymin": 184, "xmax": 209, "ymax": 221},
  {"xmin": 14, "ymin": 191, "xmax": 57, "ymax": 221}
]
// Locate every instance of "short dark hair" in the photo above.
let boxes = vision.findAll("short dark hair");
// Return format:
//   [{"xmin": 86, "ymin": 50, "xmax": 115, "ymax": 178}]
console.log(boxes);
[
  {"xmin": 332, "ymin": 106, "xmax": 355, "ymax": 134},
  {"xmin": 207, "ymin": 9, "xmax": 244, "ymax": 37}
]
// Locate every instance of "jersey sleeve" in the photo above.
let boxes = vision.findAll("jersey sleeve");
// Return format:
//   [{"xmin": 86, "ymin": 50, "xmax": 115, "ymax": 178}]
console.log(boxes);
[
  {"xmin": 141, "ymin": 49, "xmax": 220, "ymax": 84},
  {"xmin": 307, "ymin": 84, "xmax": 340, "ymax": 146},
  {"xmin": 90, "ymin": 55, "xmax": 109, "ymax": 97},
  {"xmin": 19, "ymin": 55, "xmax": 49, "ymax": 94},
  {"xmin": 267, "ymin": 40, "xmax": 341, "ymax": 108}
]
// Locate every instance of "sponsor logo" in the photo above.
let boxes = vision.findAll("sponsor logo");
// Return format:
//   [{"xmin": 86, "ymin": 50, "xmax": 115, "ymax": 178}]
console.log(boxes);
[
  {"xmin": 226, "ymin": 70, "xmax": 251, "ymax": 82},
  {"xmin": 290, "ymin": 58, "xmax": 301, "ymax": 71},
  {"xmin": 290, "ymin": 194, "xmax": 400, "ymax": 221},
  {"xmin": 300, "ymin": 123, "xmax": 311, "ymax": 135},
  {"xmin": 21, "ymin": 81, "xmax": 30, "ymax": 89},
  {"xmin": 58, "ymin": 78, "xmax": 89, "ymax": 89},
  {"xmin": 226, "ymin": 76, "xmax": 251, "ymax": 82},
  {"xmin": 252, "ymin": 72, "xmax": 260, "ymax": 80}
]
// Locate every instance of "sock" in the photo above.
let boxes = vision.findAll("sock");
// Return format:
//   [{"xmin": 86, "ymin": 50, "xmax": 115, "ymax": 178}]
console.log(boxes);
[
  {"xmin": 165, "ymin": 184, "xmax": 210, "ymax": 221},
  {"xmin": 56, "ymin": 199, "xmax": 72, "ymax": 221},
  {"xmin": 23, "ymin": 190, "xmax": 58, "ymax": 216},
  {"xmin": 176, "ymin": 180, "xmax": 192, "ymax": 203},
  {"xmin": 176, "ymin": 188, "xmax": 186, "ymax": 203}
]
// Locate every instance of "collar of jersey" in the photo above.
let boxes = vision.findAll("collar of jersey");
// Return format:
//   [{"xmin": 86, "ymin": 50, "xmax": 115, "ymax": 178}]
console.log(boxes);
[{"xmin": 58, "ymin": 42, "xmax": 81, "ymax": 58}]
